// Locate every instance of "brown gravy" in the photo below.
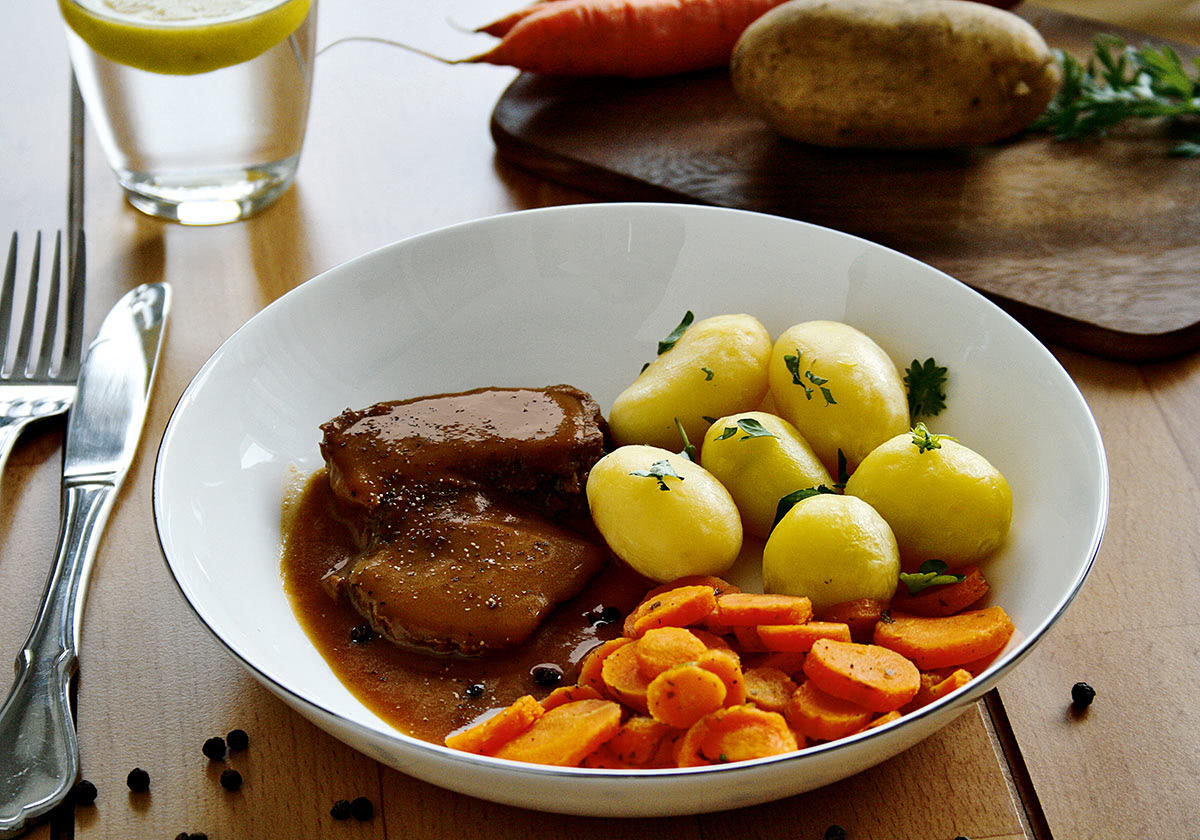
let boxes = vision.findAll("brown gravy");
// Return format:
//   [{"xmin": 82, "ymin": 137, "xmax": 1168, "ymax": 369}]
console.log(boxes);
[{"xmin": 281, "ymin": 470, "xmax": 648, "ymax": 743}]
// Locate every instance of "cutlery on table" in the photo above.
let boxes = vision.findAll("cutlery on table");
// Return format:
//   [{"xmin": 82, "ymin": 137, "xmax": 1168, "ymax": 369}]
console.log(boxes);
[
  {"xmin": 0, "ymin": 231, "xmax": 86, "ymax": 486},
  {"xmin": 0, "ymin": 282, "xmax": 170, "ymax": 839}
]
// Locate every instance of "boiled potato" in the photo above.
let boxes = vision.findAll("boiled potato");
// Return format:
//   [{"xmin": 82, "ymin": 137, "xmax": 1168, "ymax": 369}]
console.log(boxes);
[
  {"xmin": 609, "ymin": 314, "xmax": 772, "ymax": 451},
  {"xmin": 586, "ymin": 445, "xmax": 742, "ymax": 582},
  {"xmin": 768, "ymin": 320, "xmax": 909, "ymax": 474},
  {"xmin": 700, "ymin": 411, "xmax": 831, "ymax": 539},
  {"xmin": 762, "ymin": 493, "xmax": 899, "ymax": 610},
  {"xmin": 730, "ymin": 0, "xmax": 1061, "ymax": 148},
  {"xmin": 845, "ymin": 428, "xmax": 1012, "ymax": 566}
]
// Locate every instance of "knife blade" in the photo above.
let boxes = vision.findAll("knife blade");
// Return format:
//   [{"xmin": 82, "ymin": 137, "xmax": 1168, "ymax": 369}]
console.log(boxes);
[{"xmin": 0, "ymin": 282, "xmax": 170, "ymax": 839}]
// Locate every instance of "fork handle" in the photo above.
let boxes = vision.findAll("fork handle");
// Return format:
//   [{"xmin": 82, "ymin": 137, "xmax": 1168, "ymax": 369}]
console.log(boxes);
[{"xmin": 0, "ymin": 482, "xmax": 116, "ymax": 838}]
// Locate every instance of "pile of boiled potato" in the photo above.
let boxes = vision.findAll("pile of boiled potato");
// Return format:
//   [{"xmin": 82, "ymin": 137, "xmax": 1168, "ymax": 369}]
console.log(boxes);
[{"xmin": 585, "ymin": 314, "xmax": 1012, "ymax": 609}]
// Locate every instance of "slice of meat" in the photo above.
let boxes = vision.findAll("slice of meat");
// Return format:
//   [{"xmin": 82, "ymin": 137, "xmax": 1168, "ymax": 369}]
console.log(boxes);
[{"xmin": 318, "ymin": 385, "xmax": 609, "ymax": 655}]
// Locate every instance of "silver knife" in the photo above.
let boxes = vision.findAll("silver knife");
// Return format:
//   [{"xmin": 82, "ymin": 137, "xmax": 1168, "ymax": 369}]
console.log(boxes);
[{"xmin": 0, "ymin": 282, "xmax": 170, "ymax": 838}]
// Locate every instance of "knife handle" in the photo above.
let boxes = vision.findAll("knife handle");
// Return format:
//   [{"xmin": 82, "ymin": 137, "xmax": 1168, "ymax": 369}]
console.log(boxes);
[{"xmin": 0, "ymin": 482, "xmax": 116, "ymax": 838}]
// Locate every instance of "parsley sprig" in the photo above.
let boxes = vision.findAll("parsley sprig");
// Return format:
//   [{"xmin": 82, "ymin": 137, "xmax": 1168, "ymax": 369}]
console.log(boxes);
[
  {"xmin": 1032, "ymin": 34, "xmax": 1200, "ymax": 156},
  {"xmin": 782, "ymin": 349, "xmax": 836, "ymax": 405},
  {"xmin": 899, "ymin": 560, "xmax": 965, "ymax": 595},
  {"xmin": 715, "ymin": 418, "xmax": 777, "ymax": 442},
  {"xmin": 911, "ymin": 422, "xmax": 956, "ymax": 454},
  {"xmin": 905, "ymin": 357, "xmax": 948, "ymax": 420},
  {"xmin": 629, "ymin": 459, "xmax": 684, "ymax": 491}
]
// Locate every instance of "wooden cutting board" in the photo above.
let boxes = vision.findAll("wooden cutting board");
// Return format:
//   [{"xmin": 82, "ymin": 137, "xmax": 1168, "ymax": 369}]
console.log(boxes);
[{"xmin": 491, "ymin": 7, "xmax": 1200, "ymax": 362}]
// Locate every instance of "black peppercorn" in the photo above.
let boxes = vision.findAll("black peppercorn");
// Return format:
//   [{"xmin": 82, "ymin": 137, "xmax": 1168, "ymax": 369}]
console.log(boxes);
[
  {"xmin": 126, "ymin": 767, "xmax": 150, "ymax": 793},
  {"xmin": 226, "ymin": 728, "xmax": 249, "ymax": 752},
  {"xmin": 70, "ymin": 779, "xmax": 97, "ymax": 806},
  {"xmin": 531, "ymin": 663, "xmax": 564, "ymax": 687},
  {"xmin": 175, "ymin": 833, "xmax": 190, "ymax": 840},
  {"xmin": 1071, "ymin": 681, "xmax": 1096, "ymax": 708},
  {"xmin": 188, "ymin": 834, "xmax": 208, "ymax": 840},
  {"xmin": 349, "ymin": 624, "xmax": 375, "ymax": 644},
  {"xmin": 586, "ymin": 605, "xmax": 622, "ymax": 626},
  {"xmin": 824, "ymin": 826, "xmax": 847, "ymax": 840},
  {"xmin": 350, "ymin": 796, "xmax": 374, "ymax": 821},
  {"xmin": 464, "ymin": 682, "xmax": 486, "ymax": 699},
  {"xmin": 330, "ymin": 799, "xmax": 352, "ymax": 820},
  {"xmin": 202, "ymin": 736, "xmax": 226, "ymax": 761},
  {"xmin": 219, "ymin": 769, "xmax": 243, "ymax": 792}
]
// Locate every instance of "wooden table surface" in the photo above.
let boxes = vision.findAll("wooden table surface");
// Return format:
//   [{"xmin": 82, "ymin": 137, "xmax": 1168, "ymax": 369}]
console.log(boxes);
[{"xmin": 1, "ymin": 1, "xmax": 1197, "ymax": 838}]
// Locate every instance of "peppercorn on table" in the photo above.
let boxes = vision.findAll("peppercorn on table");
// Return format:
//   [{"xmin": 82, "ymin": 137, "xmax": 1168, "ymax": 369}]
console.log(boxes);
[{"xmin": 1, "ymin": 1, "xmax": 1198, "ymax": 838}]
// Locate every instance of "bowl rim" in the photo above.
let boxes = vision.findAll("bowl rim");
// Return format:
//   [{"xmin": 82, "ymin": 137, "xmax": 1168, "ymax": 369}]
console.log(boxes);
[{"xmin": 152, "ymin": 201, "xmax": 1109, "ymax": 781}]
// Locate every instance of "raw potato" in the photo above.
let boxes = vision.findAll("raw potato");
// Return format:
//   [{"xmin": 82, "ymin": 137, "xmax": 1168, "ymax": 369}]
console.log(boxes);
[
  {"xmin": 845, "ymin": 430, "xmax": 1012, "ymax": 566},
  {"xmin": 730, "ymin": 0, "xmax": 1062, "ymax": 148},
  {"xmin": 768, "ymin": 320, "xmax": 909, "ymax": 473},
  {"xmin": 586, "ymin": 445, "xmax": 742, "ymax": 582},
  {"xmin": 609, "ymin": 314, "xmax": 772, "ymax": 451},
  {"xmin": 762, "ymin": 493, "xmax": 899, "ymax": 610},
  {"xmin": 700, "ymin": 411, "xmax": 831, "ymax": 538}
]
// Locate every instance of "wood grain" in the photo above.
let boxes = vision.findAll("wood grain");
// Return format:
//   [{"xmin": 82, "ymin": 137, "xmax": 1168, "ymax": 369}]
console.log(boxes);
[{"xmin": 490, "ymin": 8, "xmax": 1200, "ymax": 362}]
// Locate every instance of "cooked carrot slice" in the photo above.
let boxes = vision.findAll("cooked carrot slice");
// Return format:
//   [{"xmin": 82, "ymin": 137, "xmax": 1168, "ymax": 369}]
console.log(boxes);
[
  {"xmin": 716, "ymin": 592, "xmax": 812, "ymax": 626},
  {"xmin": 647, "ymin": 663, "xmax": 728, "ymax": 728},
  {"xmin": 890, "ymin": 565, "xmax": 990, "ymax": 617},
  {"xmin": 636, "ymin": 626, "xmax": 709, "ymax": 679},
  {"xmin": 690, "ymin": 627, "xmax": 733, "ymax": 650},
  {"xmin": 756, "ymin": 621, "xmax": 852, "ymax": 652},
  {"xmin": 577, "ymin": 637, "xmax": 632, "ymax": 696},
  {"xmin": 817, "ymin": 598, "xmax": 888, "ymax": 643},
  {"xmin": 696, "ymin": 647, "xmax": 747, "ymax": 706},
  {"xmin": 444, "ymin": 694, "xmax": 545, "ymax": 754},
  {"xmin": 743, "ymin": 666, "xmax": 798, "ymax": 714},
  {"xmin": 642, "ymin": 574, "xmax": 740, "ymax": 601},
  {"xmin": 785, "ymin": 680, "xmax": 874, "ymax": 742},
  {"xmin": 492, "ymin": 699, "xmax": 623, "ymax": 766},
  {"xmin": 604, "ymin": 715, "xmax": 675, "ymax": 765},
  {"xmin": 803, "ymin": 639, "xmax": 920, "ymax": 713},
  {"xmin": 600, "ymin": 639, "xmax": 652, "ymax": 714},
  {"xmin": 542, "ymin": 683, "xmax": 604, "ymax": 710},
  {"xmin": 862, "ymin": 710, "xmax": 903, "ymax": 731},
  {"xmin": 905, "ymin": 668, "xmax": 974, "ymax": 711},
  {"xmin": 732, "ymin": 624, "xmax": 768, "ymax": 652},
  {"xmin": 579, "ymin": 743, "xmax": 633, "ymax": 769},
  {"xmin": 873, "ymin": 607, "xmax": 1015, "ymax": 670},
  {"xmin": 751, "ymin": 650, "xmax": 808, "ymax": 677},
  {"xmin": 623, "ymin": 585, "xmax": 718, "ymax": 637},
  {"xmin": 677, "ymin": 704, "xmax": 798, "ymax": 767}
]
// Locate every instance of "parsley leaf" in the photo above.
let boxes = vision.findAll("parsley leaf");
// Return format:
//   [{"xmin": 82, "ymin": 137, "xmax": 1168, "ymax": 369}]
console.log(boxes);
[
  {"xmin": 782, "ymin": 349, "xmax": 835, "ymax": 405},
  {"xmin": 657, "ymin": 311, "xmax": 694, "ymax": 355},
  {"xmin": 774, "ymin": 485, "xmax": 838, "ymax": 528},
  {"xmin": 905, "ymin": 357, "xmax": 948, "ymax": 420},
  {"xmin": 674, "ymin": 418, "xmax": 697, "ymax": 462},
  {"xmin": 715, "ymin": 418, "xmax": 777, "ymax": 442},
  {"xmin": 835, "ymin": 449, "xmax": 850, "ymax": 490},
  {"xmin": 629, "ymin": 459, "xmax": 685, "ymax": 491},
  {"xmin": 701, "ymin": 366, "xmax": 714, "ymax": 381},
  {"xmin": 899, "ymin": 559, "xmax": 966, "ymax": 595},
  {"xmin": 911, "ymin": 422, "xmax": 956, "ymax": 454}
]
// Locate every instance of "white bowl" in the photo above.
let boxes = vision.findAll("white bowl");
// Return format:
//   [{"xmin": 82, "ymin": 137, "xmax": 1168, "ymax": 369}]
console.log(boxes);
[{"xmin": 153, "ymin": 203, "xmax": 1107, "ymax": 817}]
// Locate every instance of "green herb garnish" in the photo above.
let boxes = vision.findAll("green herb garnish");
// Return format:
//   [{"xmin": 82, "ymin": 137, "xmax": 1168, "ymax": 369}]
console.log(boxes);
[
  {"xmin": 630, "ymin": 459, "xmax": 684, "ymax": 491},
  {"xmin": 911, "ymin": 422, "xmax": 956, "ymax": 454},
  {"xmin": 835, "ymin": 449, "xmax": 849, "ymax": 490},
  {"xmin": 657, "ymin": 311, "xmax": 694, "ymax": 355},
  {"xmin": 674, "ymin": 418, "xmax": 697, "ymax": 462},
  {"xmin": 701, "ymin": 366, "xmax": 714, "ymax": 381},
  {"xmin": 715, "ymin": 418, "xmax": 777, "ymax": 442},
  {"xmin": 899, "ymin": 559, "xmax": 966, "ymax": 595},
  {"xmin": 1032, "ymin": 34, "xmax": 1200, "ymax": 156},
  {"xmin": 774, "ymin": 485, "xmax": 838, "ymax": 528},
  {"xmin": 905, "ymin": 357, "xmax": 948, "ymax": 420},
  {"xmin": 782, "ymin": 349, "xmax": 835, "ymax": 405}
]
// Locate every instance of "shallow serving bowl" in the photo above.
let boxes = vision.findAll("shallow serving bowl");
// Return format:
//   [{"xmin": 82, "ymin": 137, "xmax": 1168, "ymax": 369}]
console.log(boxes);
[{"xmin": 154, "ymin": 203, "xmax": 1107, "ymax": 817}]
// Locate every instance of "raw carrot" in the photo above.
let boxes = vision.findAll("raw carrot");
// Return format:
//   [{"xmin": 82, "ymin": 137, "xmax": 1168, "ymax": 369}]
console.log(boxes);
[
  {"xmin": 647, "ymin": 663, "xmax": 729, "ymax": 728},
  {"xmin": 890, "ymin": 565, "xmax": 990, "ymax": 617},
  {"xmin": 444, "ymin": 694, "xmax": 545, "ymax": 754},
  {"xmin": 600, "ymin": 638, "xmax": 653, "ymax": 714},
  {"xmin": 756, "ymin": 620, "xmax": 853, "ymax": 653},
  {"xmin": 716, "ymin": 592, "xmax": 813, "ymax": 626},
  {"xmin": 802, "ymin": 639, "xmax": 920, "ymax": 713},
  {"xmin": 873, "ymin": 607, "xmax": 1015, "ymax": 670},
  {"xmin": 742, "ymin": 666, "xmax": 798, "ymax": 714},
  {"xmin": 475, "ymin": 0, "xmax": 562, "ymax": 36},
  {"xmin": 636, "ymin": 626, "xmax": 709, "ymax": 679},
  {"xmin": 623, "ymin": 584, "xmax": 718, "ymax": 637},
  {"xmin": 785, "ymin": 680, "xmax": 874, "ymax": 742},
  {"xmin": 492, "ymin": 698, "xmax": 623, "ymax": 766},
  {"xmin": 696, "ymin": 647, "xmax": 747, "ymax": 706},
  {"xmin": 542, "ymin": 683, "xmax": 604, "ymax": 710},
  {"xmin": 677, "ymin": 704, "xmax": 798, "ymax": 766},
  {"xmin": 577, "ymin": 636, "xmax": 632, "ymax": 696},
  {"xmin": 817, "ymin": 598, "xmax": 888, "ymax": 643},
  {"xmin": 463, "ymin": 0, "xmax": 791, "ymax": 78}
]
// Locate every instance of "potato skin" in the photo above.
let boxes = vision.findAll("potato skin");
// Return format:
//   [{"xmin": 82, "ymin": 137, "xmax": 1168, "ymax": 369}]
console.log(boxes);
[{"xmin": 730, "ymin": 0, "xmax": 1062, "ymax": 148}]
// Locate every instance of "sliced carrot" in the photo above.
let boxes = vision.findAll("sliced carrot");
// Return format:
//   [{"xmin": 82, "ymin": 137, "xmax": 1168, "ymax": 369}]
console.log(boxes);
[
  {"xmin": 905, "ymin": 668, "xmax": 974, "ymax": 711},
  {"xmin": 863, "ymin": 710, "xmax": 903, "ymax": 731},
  {"xmin": 677, "ymin": 704, "xmax": 798, "ymax": 767},
  {"xmin": 635, "ymin": 626, "xmax": 709, "ymax": 679},
  {"xmin": 716, "ymin": 592, "xmax": 813, "ymax": 627},
  {"xmin": 542, "ymin": 683, "xmax": 604, "ymax": 710},
  {"xmin": 605, "ymin": 715, "xmax": 676, "ymax": 765},
  {"xmin": 579, "ymin": 742, "xmax": 634, "ymax": 769},
  {"xmin": 647, "ymin": 663, "xmax": 728, "ymax": 729},
  {"xmin": 890, "ymin": 565, "xmax": 990, "ymax": 617},
  {"xmin": 743, "ymin": 666, "xmax": 798, "ymax": 714},
  {"xmin": 691, "ymin": 628, "xmax": 734, "ymax": 651},
  {"xmin": 643, "ymin": 574, "xmax": 740, "ymax": 601},
  {"xmin": 751, "ymin": 650, "xmax": 808, "ymax": 677},
  {"xmin": 600, "ymin": 639, "xmax": 652, "ymax": 714},
  {"xmin": 577, "ymin": 637, "xmax": 632, "ymax": 696},
  {"xmin": 803, "ymin": 639, "xmax": 920, "ymax": 713},
  {"xmin": 444, "ymin": 694, "xmax": 545, "ymax": 755},
  {"xmin": 492, "ymin": 699, "xmax": 623, "ymax": 766},
  {"xmin": 874, "ymin": 607, "xmax": 1015, "ymax": 670},
  {"xmin": 696, "ymin": 647, "xmax": 747, "ymax": 706},
  {"xmin": 732, "ymin": 624, "xmax": 768, "ymax": 652},
  {"xmin": 785, "ymin": 680, "xmax": 874, "ymax": 742},
  {"xmin": 756, "ymin": 620, "xmax": 852, "ymax": 653},
  {"xmin": 623, "ymin": 585, "xmax": 718, "ymax": 638},
  {"xmin": 817, "ymin": 598, "xmax": 888, "ymax": 643}
]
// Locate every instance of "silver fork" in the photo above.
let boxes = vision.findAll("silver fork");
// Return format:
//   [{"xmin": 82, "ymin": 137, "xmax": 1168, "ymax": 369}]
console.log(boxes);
[{"xmin": 0, "ymin": 232, "xmax": 86, "ymax": 478}]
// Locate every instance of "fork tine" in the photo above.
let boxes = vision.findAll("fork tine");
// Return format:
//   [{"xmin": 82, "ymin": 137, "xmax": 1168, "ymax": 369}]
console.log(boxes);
[
  {"xmin": 0, "ymin": 233, "xmax": 16, "ymax": 369},
  {"xmin": 60, "ymin": 231, "xmax": 86, "ymax": 380},
  {"xmin": 34, "ymin": 233, "xmax": 63, "ymax": 379},
  {"xmin": 12, "ymin": 232, "xmax": 42, "ymax": 377}
]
